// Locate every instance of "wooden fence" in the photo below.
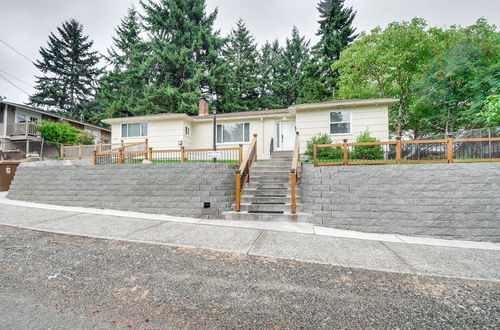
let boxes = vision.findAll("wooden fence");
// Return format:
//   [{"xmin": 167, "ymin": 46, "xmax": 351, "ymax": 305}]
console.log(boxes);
[
  {"xmin": 94, "ymin": 145, "xmax": 243, "ymax": 165},
  {"xmin": 62, "ymin": 141, "xmax": 148, "ymax": 160},
  {"xmin": 314, "ymin": 136, "xmax": 500, "ymax": 166}
]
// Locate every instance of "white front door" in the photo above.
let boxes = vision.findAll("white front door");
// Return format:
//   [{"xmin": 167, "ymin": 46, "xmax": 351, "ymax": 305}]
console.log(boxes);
[{"xmin": 275, "ymin": 121, "xmax": 296, "ymax": 151}]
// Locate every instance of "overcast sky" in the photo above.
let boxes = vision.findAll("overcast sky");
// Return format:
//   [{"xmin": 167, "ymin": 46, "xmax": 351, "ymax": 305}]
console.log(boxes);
[{"xmin": 1, "ymin": 0, "xmax": 498, "ymax": 104}]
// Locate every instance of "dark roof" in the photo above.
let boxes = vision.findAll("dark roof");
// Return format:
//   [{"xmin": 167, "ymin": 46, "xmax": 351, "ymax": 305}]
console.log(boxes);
[{"xmin": 1, "ymin": 101, "xmax": 111, "ymax": 132}]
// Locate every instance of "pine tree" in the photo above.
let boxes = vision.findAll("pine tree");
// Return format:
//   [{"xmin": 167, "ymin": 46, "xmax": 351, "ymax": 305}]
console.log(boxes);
[
  {"xmin": 258, "ymin": 40, "xmax": 285, "ymax": 109},
  {"xmin": 222, "ymin": 19, "xmax": 261, "ymax": 112},
  {"xmin": 94, "ymin": 7, "xmax": 147, "ymax": 120},
  {"xmin": 302, "ymin": 0, "xmax": 357, "ymax": 102},
  {"xmin": 30, "ymin": 19, "xmax": 102, "ymax": 120},
  {"xmin": 140, "ymin": 0, "xmax": 224, "ymax": 115},
  {"xmin": 279, "ymin": 26, "xmax": 311, "ymax": 106}
]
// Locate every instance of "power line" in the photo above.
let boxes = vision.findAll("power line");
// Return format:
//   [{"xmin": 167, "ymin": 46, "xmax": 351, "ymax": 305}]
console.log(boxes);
[
  {"xmin": 0, "ymin": 67, "xmax": 33, "ymax": 88},
  {"xmin": 0, "ymin": 72, "xmax": 30, "ymax": 96},
  {"xmin": 0, "ymin": 38, "xmax": 36, "ymax": 65}
]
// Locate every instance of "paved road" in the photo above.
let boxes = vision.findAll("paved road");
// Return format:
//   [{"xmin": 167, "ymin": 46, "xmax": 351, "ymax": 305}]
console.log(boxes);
[{"xmin": 1, "ymin": 226, "xmax": 498, "ymax": 329}]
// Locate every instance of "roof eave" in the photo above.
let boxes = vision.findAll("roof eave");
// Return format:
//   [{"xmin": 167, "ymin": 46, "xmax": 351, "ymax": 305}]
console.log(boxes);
[{"xmin": 289, "ymin": 98, "xmax": 399, "ymax": 112}]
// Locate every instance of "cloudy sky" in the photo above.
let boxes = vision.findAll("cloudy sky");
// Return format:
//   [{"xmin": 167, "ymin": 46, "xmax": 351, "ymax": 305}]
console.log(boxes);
[{"xmin": 1, "ymin": 0, "xmax": 498, "ymax": 104}]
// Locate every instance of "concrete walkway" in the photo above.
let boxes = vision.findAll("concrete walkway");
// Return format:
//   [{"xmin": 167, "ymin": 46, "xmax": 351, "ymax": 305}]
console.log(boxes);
[{"xmin": 0, "ymin": 193, "xmax": 499, "ymax": 282}]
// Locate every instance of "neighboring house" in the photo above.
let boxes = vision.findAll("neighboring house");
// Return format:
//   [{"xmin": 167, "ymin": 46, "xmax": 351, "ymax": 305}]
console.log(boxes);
[
  {"xmin": 0, "ymin": 101, "xmax": 111, "ymax": 153},
  {"xmin": 102, "ymin": 98, "xmax": 398, "ymax": 160}
]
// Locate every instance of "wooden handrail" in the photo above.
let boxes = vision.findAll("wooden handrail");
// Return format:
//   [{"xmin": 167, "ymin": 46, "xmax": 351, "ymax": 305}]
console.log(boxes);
[
  {"xmin": 290, "ymin": 132, "xmax": 300, "ymax": 214},
  {"xmin": 314, "ymin": 136, "xmax": 500, "ymax": 166},
  {"xmin": 235, "ymin": 134, "xmax": 258, "ymax": 212}
]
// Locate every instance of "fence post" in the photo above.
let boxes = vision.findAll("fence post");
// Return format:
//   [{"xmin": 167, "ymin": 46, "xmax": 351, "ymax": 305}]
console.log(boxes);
[
  {"xmin": 238, "ymin": 144, "xmax": 243, "ymax": 166},
  {"xmin": 313, "ymin": 144, "xmax": 318, "ymax": 167},
  {"xmin": 93, "ymin": 151, "xmax": 97, "ymax": 165},
  {"xmin": 395, "ymin": 136, "xmax": 402, "ymax": 164},
  {"xmin": 78, "ymin": 145, "xmax": 82, "ymax": 159},
  {"xmin": 148, "ymin": 147, "xmax": 153, "ymax": 162},
  {"xmin": 180, "ymin": 146, "xmax": 185, "ymax": 163},
  {"xmin": 60, "ymin": 145, "xmax": 64, "ymax": 159},
  {"xmin": 343, "ymin": 139, "xmax": 348, "ymax": 165},
  {"xmin": 145, "ymin": 138, "xmax": 148, "ymax": 152},
  {"xmin": 119, "ymin": 149, "xmax": 124, "ymax": 164},
  {"xmin": 235, "ymin": 170, "xmax": 241, "ymax": 212},
  {"xmin": 447, "ymin": 134, "xmax": 454, "ymax": 163}
]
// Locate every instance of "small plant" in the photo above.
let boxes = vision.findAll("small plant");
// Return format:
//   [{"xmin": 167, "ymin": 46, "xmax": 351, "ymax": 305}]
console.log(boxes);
[
  {"xmin": 352, "ymin": 131, "xmax": 384, "ymax": 160},
  {"xmin": 77, "ymin": 130, "xmax": 95, "ymax": 145},
  {"xmin": 305, "ymin": 134, "xmax": 343, "ymax": 161}
]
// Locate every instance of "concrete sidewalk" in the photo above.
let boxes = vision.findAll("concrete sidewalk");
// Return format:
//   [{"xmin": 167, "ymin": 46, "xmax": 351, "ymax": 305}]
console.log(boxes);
[{"xmin": 0, "ymin": 193, "xmax": 499, "ymax": 282}]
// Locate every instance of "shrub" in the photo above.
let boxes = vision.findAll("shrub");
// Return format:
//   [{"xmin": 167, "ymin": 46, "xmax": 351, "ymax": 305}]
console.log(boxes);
[
  {"xmin": 352, "ymin": 131, "xmax": 384, "ymax": 160},
  {"xmin": 36, "ymin": 121, "xmax": 80, "ymax": 145},
  {"xmin": 305, "ymin": 134, "xmax": 343, "ymax": 161},
  {"xmin": 77, "ymin": 130, "xmax": 95, "ymax": 145}
]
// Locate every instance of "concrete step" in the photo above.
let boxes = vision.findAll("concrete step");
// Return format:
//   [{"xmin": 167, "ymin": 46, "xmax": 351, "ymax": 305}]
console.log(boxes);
[
  {"xmin": 223, "ymin": 211, "xmax": 313, "ymax": 222},
  {"xmin": 251, "ymin": 166, "xmax": 291, "ymax": 172},
  {"xmin": 241, "ymin": 196, "xmax": 292, "ymax": 203},
  {"xmin": 251, "ymin": 176, "xmax": 290, "ymax": 183},
  {"xmin": 253, "ymin": 161, "xmax": 292, "ymax": 167},
  {"xmin": 236, "ymin": 203, "xmax": 300, "ymax": 212}
]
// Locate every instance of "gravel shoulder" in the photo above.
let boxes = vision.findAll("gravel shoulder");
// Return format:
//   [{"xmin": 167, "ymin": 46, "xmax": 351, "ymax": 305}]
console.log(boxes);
[{"xmin": 1, "ymin": 226, "xmax": 499, "ymax": 329}]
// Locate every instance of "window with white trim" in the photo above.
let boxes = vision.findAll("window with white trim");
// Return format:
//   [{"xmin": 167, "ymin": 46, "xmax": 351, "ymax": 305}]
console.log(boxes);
[
  {"xmin": 330, "ymin": 111, "xmax": 351, "ymax": 134},
  {"xmin": 216, "ymin": 123, "xmax": 250, "ymax": 143},
  {"xmin": 122, "ymin": 122, "xmax": 148, "ymax": 138}
]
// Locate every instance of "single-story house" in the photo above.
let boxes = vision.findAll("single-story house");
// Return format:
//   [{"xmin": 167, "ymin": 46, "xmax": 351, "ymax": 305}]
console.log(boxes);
[
  {"xmin": 0, "ymin": 101, "xmax": 111, "ymax": 153},
  {"xmin": 102, "ymin": 98, "xmax": 398, "ymax": 160}
]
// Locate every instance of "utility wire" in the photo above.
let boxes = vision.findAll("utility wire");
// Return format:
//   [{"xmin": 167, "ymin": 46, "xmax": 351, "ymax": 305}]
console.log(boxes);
[
  {"xmin": 0, "ymin": 72, "xmax": 31, "ymax": 96},
  {"xmin": 0, "ymin": 38, "xmax": 36, "ymax": 65},
  {"xmin": 0, "ymin": 67, "xmax": 33, "ymax": 88}
]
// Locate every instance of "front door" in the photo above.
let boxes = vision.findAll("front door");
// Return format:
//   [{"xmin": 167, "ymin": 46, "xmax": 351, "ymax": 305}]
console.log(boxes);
[{"xmin": 275, "ymin": 121, "xmax": 296, "ymax": 151}]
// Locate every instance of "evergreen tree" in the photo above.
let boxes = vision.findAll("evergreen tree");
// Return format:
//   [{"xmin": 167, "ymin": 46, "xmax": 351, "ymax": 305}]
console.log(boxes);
[
  {"xmin": 93, "ymin": 7, "xmax": 148, "ymax": 120},
  {"xmin": 30, "ymin": 19, "xmax": 102, "ymax": 120},
  {"xmin": 140, "ymin": 0, "xmax": 224, "ymax": 115},
  {"xmin": 258, "ymin": 40, "xmax": 285, "ymax": 109},
  {"xmin": 222, "ymin": 19, "xmax": 261, "ymax": 112},
  {"xmin": 279, "ymin": 26, "xmax": 311, "ymax": 105},
  {"xmin": 302, "ymin": 0, "xmax": 357, "ymax": 102}
]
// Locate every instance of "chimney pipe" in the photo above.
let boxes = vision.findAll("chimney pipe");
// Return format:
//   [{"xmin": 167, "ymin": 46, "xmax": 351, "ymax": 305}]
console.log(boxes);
[{"xmin": 199, "ymin": 99, "xmax": 209, "ymax": 116}]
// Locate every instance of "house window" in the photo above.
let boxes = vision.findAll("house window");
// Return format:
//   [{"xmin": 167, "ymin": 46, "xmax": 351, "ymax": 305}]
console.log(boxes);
[
  {"xmin": 185, "ymin": 126, "xmax": 190, "ymax": 136},
  {"xmin": 330, "ymin": 111, "xmax": 351, "ymax": 134},
  {"xmin": 0, "ymin": 107, "xmax": 4, "ymax": 124},
  {"xmin": 122, "ymin": 122, "xmax": 148, "ymax": 138},
  {"xmin": 217, "ymin": 123, "xmax": 250, "ymax": 143}
]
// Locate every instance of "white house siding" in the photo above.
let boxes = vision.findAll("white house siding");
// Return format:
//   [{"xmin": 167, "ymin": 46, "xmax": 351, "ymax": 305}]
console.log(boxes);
[
  {"xmin": 191, "ymin": 116, "xmax": 292, "ymax": 160},
  {"xmin": 295, "ymin": 105, "xmax": 389, "ymax": 152}
]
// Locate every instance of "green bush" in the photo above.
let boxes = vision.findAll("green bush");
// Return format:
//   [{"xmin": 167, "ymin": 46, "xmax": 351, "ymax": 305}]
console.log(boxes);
[
  {"xmin": 77, "ymin": 130, "xmax": 95, "ymax": 145},
  {"xmin": 305, "ymin": 134, "xmax": 343, "ymax": 161},
  {"xmin": 36, "ymin": 121, "xmax": 80, "ymax": 145},
  {"xmin": 351, "ymin": 131, "xmax": 384, "ymax": 160}
]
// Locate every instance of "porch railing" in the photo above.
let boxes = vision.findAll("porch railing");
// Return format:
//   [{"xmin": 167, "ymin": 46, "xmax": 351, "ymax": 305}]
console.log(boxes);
[
  {"xmin": 6, "ymin": 122, "xmax": 40, "ymax": 137},
  {"xmin": 290, "ymin": 132, "xmax": 300, "ymax": 214},
  {"xmin": 313, "ymin": 136, "xmax": 500, "ymax": 166},
  {"xmin": 235, "ymin": 134, "xmax": 258, "ymax": 212}
]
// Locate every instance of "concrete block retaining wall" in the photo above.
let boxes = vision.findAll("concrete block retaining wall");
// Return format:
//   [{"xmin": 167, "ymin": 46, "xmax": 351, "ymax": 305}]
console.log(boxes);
[
  {"xmin": 300, "ymin": 162, "xmax": 500, "ymax": 242},
  {"xmin": 7, "ymin": 162, "xmax": 236, "ymax": 219}
]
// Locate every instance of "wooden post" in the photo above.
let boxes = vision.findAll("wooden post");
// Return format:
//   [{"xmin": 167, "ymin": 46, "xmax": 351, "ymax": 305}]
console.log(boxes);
[
  {"xmin": 253, "ymin": 134, "xmax": 258, "ymax": 162},
  {"xmin": 93, "ymin": 151, "xmax": 97, "ymax": 165},
  {"xmin": 343, "ymin": 139, "xmax": 348, "ymax": 165},
  {"xmin": 148, "ymin": 147, "xmax": 153, "ymax": 162},
  {"xmin": 290, "ymin": 170, "xmax": 297, "ymax": 214},
  {"xmin": 119, "ymin": 149, "xmax": 124, "ymax": 164},
  {"xmin": 145, "ymin": 138, "xmax": 148, "ymax": 152},
  {"xmin": 246, "ymin": 160, "xmax": 250, "ymax": 183},
  {"xmin": 238, "ymin": 144, "xmax": 243, "ymax": 166},
  {"xmin": 78, "ymin": 145, "xmax": 82, "ymax": 159},
  {"xmin": 395, "ymin": 136, "xmax": 401, "ymax": 164},
  {"xmin": 60, "ymin": 145, "xmax": 64, "ymax": 159},
  {"xmin": 313, "ymin": 144, "xmax": 318, "ymax": 167},
  {"xmin": 235, "ymin": 171, "xmax": 241, "ymax": 212},
  {"xmin": 447, "ymin": 134, "xmax": 454, "ymax": 163},
  {"xmin": 180, "ymin": 146, "xmax": 185, "ymax": 163}
]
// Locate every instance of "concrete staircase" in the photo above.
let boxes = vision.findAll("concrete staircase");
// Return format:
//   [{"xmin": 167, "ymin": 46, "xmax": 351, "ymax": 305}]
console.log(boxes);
[{"xmin": 223, "ymin": 151, "xmax": 313, "ymax": 222}]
